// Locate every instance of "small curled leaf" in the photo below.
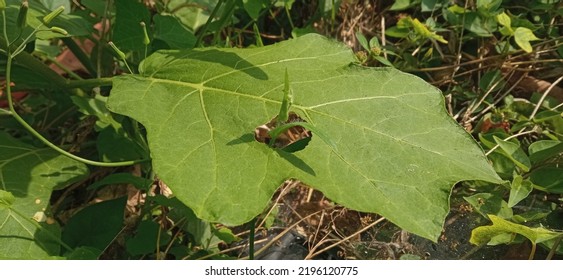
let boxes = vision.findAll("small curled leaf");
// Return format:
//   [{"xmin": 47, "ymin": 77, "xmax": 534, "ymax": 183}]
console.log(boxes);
[
  {"xmin": 16, "ymin": 0, "xmax": 28, "ymax": 29},
  {"xmin": 50, "ymin": 26, "xmax": 68, "ymax": 36},
  {"xmin": 43, "ymin": 5, "xmax": 65, "ymax": 25}
]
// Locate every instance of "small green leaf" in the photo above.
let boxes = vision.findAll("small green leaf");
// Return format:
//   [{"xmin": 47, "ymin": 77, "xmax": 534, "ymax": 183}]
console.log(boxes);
[
  {"xmin": 278, "ymin": 69, "xmax": 293, "ymax": 123},
  {"xmin": 212, "ymin": 227, "xmax": 238, "ymax": 244},
  {"xmin": 496, "ymin": 12, "xmax": 511, "ymax": 28},
  {"xmin": 493, "ymin": 135, "xmax": 531, "ymax": 172},
  {"xmin": 514, "ymin": 27, "xmax": 540, "ymax": 53},
  {"xmin": 461, "ymin": 12, "xmax": 495, "ymax": 37},
  {"xmin": 373, "ymin": 55, "xmax": 394, "ymax": 67},
  {"xmin": 448, "ymin": 4, "xmax": 467, "ymax": 13},
  {"xmin": 42, "ymin": 5, "xmax": 64, "ymax": 25},
  {"xmin": 496, "ymin": 12, "xmax": 514, "ymax": 36},
  {"xmin": 464, "ymin": 193, "xmax": 513, "ymax": 219},
  {"xmin": 528, "ymin": 140, "xmax": 563, "ymax": 165},
  {"xmin": 476, "ymin": 0, "xmax": 502, "ymax": 14},
  {"xmin": 507, "ymin": 175, "xmax": 533, "ymax": 207},
  {"xmin": 355, "ymin": 31, "xmax": 369, "ymax": 51},
  {"xmin": 398, "ymin": 16, "xmax": 448, "ymax": 43},
  {"xmin": 385, "ymin": 26, "xmax": 410, "ymax": 38},
  {"xmin": 390, "ymin": 0, "xmax": 417, "ymax": 11},
  {"xmin": 17, "ymin": 0, "xmax": 28, "ymax": 29},
  {"xmin": 369, "ymin": 36, "xmax": 381, "ymax": 48},
  {"xmin": 512, "ymin": 210, "xmax": 551, "ymax": 223},
  {"xmin": 470, "ymin": 215, "xmax": 562, "ymax": 246},
  {"xmin": 421, "ymin": 0, "xmax": 444, "ymax": 12}
]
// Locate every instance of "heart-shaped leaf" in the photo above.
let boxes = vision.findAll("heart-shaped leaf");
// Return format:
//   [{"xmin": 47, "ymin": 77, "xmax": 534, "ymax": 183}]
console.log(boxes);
[
  {"xmin": 107, "ymin": 34, "xmax": 501, "ymax": 241},
  {"xmin": 0, "ymin": 132, "xmax": 89, "ymax": 259}
]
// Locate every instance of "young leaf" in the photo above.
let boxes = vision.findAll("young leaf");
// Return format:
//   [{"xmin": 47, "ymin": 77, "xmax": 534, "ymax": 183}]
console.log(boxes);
[
  {"xmin": 464, "ymin": 193, "xmax": 513, "ymax": 219},
  {"xmin": 277, "ymin": 69, "xmax": 293, "ymax": 123},
  {"xmin": 108, "ymin": 34, "xmax": 502, "ymax": 241},
  {"xmin": 496, "ymin": 12, "xmax": 511, "ymax": 28},
  {"xmin": 493, "ymin": 135, "xmax": 532, "ymax": 172},
  {"xmin": 471, "ymin": 215, "xmax": 562, "ymax": 246},
  {"xmin": 355, "ymin": 31, "xmax": 369, "ymax": 51},
  {"xmin": 514, "ymin": 27, "xmax": 540, "ymax": 53},
  {"xmin": 507, "ymin": 175, "xmax": 533, "ymax": 207}
]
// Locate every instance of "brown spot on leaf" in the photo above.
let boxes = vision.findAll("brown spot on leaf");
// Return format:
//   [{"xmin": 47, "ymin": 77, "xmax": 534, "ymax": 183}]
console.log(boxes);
[{"xmin": 254, "ymin": 112, "xmax": 312, "ymax": 151}]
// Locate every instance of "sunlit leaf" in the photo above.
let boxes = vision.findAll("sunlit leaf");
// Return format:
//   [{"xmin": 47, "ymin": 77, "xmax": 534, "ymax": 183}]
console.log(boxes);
[
  {"xmin": 514, "ymin": 27, "xmax": 540, "ymax": 53},
  {"xmin": 107, "ymin": 34, "xmax": 501, "ymax": 241}
]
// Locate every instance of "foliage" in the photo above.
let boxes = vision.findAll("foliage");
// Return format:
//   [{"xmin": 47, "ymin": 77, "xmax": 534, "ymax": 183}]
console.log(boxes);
[{"xmin": 0, "ymin": 0, "xmax": 561, "ymax": 259}]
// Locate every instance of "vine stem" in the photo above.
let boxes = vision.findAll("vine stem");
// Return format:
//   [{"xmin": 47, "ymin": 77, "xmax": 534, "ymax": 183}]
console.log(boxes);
[
  {"xmin": 2, "ymin": 11, "xmax": 147, "ymax": 167},
  {"xmin": 248, "ymin": 218, "xmax": 257, "ymax": 260}
]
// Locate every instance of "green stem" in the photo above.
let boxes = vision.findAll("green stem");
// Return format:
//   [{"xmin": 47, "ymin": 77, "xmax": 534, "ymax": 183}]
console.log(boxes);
[
  {"xmin": 528, "ymin": 242, "xmax": 536, "ymax": 260},
  {"xmin": 248, "ymin": 218, "xmax": 256, "ymax": 260},
  {"xmin": 11, "ymin": 77, "xmax": 113, "ymax": 92},
  {"xmin": 546, "ymin": 235, "xmax": 562, "ymax": 260},
  {"xmin": 5, "ymin": 49, "xmax": 69, "ymax": 90}
]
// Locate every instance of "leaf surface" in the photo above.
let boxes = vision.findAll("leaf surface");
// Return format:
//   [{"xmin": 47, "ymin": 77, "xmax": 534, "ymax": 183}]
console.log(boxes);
[
  {"xmin": 0, "ymin": 132, "xmax": 89, "ymax": 259},
  {"xmin": 107, "ymin": 34, "xmax": 501, "ymax": 240}
]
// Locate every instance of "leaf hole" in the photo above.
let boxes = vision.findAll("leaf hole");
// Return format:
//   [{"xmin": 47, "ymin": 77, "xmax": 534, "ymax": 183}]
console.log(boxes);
[{"xmin": 254, "ymin": 112, "xmax": 312, "ymax": 153}]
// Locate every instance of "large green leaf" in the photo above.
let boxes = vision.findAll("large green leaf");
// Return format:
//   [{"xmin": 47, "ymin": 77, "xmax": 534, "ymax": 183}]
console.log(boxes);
[
  {"xmin": 0, "ymin": 132, "xmax": 89, "ymax": 259},
  {"xmin": 107, "ymin": 34, "xmax": 502, "ymax": 241}
]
